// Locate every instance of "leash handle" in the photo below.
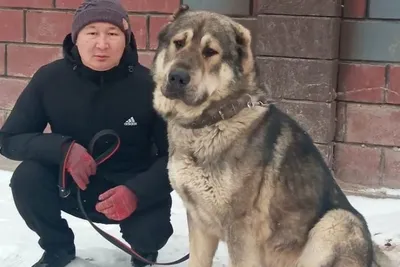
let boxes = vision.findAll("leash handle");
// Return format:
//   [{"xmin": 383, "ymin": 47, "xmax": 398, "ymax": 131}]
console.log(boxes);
[
  {"xmin": 58, "ymin": 129, "xmax": 121, "ymax": 197},
  {"xmin": 87, "ymin": 129, "xmax": 120, "ymax": 165},
  {"xmin": 58, "ymin": 129, "xmax": 189, "ymax": 265}
]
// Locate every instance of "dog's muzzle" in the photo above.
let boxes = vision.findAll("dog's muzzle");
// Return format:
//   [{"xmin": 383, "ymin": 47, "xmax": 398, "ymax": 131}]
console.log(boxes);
[{"xmin": 165, "ymin": 68, "xmax": 191, "ymax": 99}]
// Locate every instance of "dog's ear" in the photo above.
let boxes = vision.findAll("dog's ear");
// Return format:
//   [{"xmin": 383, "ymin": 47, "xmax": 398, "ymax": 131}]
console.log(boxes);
[
  {"xmin": 168, "ymin": 4, "xmax": 190, "ymax": 23},
  {"xmin": 157, "ymin": 23, "xmax": 170, "ymax": 44},
  {"xmin": 232, "ymin": 22, "xmax": 254, "ymax": 75},
  {"xmin": 157, "ymin": 5, "xmax": 190, "ymax": 45}
]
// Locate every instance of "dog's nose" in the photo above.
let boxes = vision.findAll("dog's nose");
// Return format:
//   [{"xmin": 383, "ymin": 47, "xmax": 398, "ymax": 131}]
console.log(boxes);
[{"xmin": 168, "ymin": 69, "xmax": 191, "ymax": 89}]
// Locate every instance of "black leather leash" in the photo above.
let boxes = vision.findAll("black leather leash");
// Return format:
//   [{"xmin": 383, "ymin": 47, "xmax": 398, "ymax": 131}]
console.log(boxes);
[{"xmin": 58, "ymin": 129, "xmax": 189, "ymax": 265}]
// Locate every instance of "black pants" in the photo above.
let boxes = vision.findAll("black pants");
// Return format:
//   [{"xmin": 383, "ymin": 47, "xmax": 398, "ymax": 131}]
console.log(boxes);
[{"xmin": 9, "ymin": 160, "xmax": 173, "ymax": 253}]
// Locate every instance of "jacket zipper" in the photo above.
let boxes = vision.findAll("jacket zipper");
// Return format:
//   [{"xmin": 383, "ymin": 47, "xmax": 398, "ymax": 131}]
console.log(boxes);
[
  {"xmin": 90, "ymin": 75, "xmax": 105, "ymax": 139},
  {"xmin": 100, "ymin": 75, "xmax": 104, "ymax": 89}
]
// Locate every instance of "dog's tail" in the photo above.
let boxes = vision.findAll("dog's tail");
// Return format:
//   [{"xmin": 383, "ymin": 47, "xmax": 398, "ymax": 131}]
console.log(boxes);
[{"xmin": 372, "ymin": 243, "xmax": 395, "ymax": 267}]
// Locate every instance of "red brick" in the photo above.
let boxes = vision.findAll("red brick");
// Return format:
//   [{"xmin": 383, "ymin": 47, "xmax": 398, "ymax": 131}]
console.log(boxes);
[
  {"xmin": 26, "ymin": 11, "xmax": 73, "ymax": 44},
  {"xmin": 337, "ymin": 63, "xmax": 385, "ymax": 103},
  {"xmin": 343, "ymin": 0, "xmax": 366, "ymax": 18},
  {"xmin": 0, "ymin": 0, "xmax": 52, "ymax": 8},
  {"xmin": 0, "ymin": 10, "xmax": 23, "ymax": 42},
  {"xmin": 0, "ymin": 78, "xmax": 28, "ymax": 110},
  {"xmin": 149, "ymin": 16, "xmax": 170, "ymax": 50},
  {"xmin": 57, "ymin": 0, "xmax": 180, "ymax": 11},
  {"xmin": 383, "ymin": 148, "xmax": 400, "ymax": 188},
  {"xmin": 337, "ymin": 103, "xmax": 400, "ymax": 147},
  {"xmin": 388, "ymin": 65, "xmax": 400, "ymax": 104},
  {"xmin": 129, "ymin": 15, "xmax": 147, "ymax": 50},
  {"xmin": 333, "ymin": 143, "xmax": 381, "ymax": 186},
  {"xmin": 55, "ymin": 0, "xmax": 81, "ymax": 9},
  {"xmin": 0, "ymin": 44, "xmax": 5, "ymax": 75},
  {"xmin": 7, "ymin": 45, "xmax": 62, "ymax": 78},
  {"xmin": 138, "ymin": 51, "xmax": 155, "ymax": 68},
  {"xmin": 121, "ymin": 0, "xmax": 179, "ymax": 13}
]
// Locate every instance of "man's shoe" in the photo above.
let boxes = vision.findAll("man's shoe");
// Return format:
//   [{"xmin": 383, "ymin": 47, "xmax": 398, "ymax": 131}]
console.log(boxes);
[
  {"xmin": 32, "ymin": 249, "xmax": 75, "ymax": 267},
  {"xmin": 131, "ymin": 251, "xmax": 158, "ymax": 267}
]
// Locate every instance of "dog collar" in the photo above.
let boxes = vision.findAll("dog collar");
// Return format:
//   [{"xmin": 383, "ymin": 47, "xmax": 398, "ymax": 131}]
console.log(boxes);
[{"xmin": 180, "ymin": 93, "xmax": 271, "ymax": 129}]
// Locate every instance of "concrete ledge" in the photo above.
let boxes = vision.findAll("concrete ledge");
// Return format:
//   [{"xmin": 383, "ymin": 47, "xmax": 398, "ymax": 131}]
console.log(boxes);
[
  {"xmin": 337, "ymin": 179, "xmax": 400, "ymax": 200},
  {"xmin": 0, "ymin": 155, "xmax": 19, "ymax": 172}
]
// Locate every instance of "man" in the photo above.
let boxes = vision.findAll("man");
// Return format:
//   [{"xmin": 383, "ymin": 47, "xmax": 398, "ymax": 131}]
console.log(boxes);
[{"xmin": 0, "ymin": 0, "xmax": 173, "ymax": 266}]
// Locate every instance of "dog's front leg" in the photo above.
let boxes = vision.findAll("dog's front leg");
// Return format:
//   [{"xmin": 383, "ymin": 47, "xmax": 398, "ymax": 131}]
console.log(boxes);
[
  {"xmin": 226, "ymin": 222, "xmax": 261, "ymax": 267},
  {"xmin": 187, "ymin": 212, "xmax": 219, "ymax": 267}
]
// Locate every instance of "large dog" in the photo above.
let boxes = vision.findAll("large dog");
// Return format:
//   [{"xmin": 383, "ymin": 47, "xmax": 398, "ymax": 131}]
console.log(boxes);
[{"xmin": 151, "ymin": 5, "xmax": 394, "ymax": 267}]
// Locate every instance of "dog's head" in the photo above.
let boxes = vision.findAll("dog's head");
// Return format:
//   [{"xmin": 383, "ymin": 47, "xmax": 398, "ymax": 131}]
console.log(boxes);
[{"xmin": 151, "ymin": 6, "xmax": 258, "ymax": 124}]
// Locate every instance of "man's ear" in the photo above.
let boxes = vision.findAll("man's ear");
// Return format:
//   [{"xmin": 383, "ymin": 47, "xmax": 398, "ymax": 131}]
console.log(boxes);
[{"xmin": 232, "ymin": 22, "xmax": 254, "ymax": 76}]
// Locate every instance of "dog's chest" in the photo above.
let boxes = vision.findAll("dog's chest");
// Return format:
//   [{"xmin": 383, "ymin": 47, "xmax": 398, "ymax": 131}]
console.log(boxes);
[
  {"xmin": 168, "ymin": 151, "xmax": 236, "ymax": 233},
  {"xmin": 166, "ymin": 121, "xmax": 258, "ymax": 234}
]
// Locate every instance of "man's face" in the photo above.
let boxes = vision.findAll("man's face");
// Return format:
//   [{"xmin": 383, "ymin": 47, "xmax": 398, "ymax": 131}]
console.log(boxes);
[{"xmin": 76, "ymin": 22, "xmax": 126, "ymax": 71}]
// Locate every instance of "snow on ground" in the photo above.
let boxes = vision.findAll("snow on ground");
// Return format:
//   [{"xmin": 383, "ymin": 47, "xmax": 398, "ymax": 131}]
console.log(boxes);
[{"xmin": 0, "ymin": 168, "xmax": 399, "ymax": 266}]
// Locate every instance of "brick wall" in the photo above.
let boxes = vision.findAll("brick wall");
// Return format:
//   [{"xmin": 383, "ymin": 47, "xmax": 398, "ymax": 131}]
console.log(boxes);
[
  {"xmin": 336, "ymin": 0, "xmax": 400, "ymax": 188},
  {"xmin": 0, "ymin": 0, "xmax": 399, "ymax": 190}
]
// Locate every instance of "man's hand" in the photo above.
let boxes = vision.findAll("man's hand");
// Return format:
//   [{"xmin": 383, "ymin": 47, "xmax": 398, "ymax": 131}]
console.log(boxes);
[
  {"xmin": 95, "ymin": 185, "xmax": 138, "ymax": 221},
  {"xmin": 65, "ymin": 143, "xmax": 96, "ymax": 190}
]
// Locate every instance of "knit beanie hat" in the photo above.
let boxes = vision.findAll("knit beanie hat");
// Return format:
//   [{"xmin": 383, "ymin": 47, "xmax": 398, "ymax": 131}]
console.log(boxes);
[{"xmin": 71, "ymin": 0, "xmax": 131, "ymax": 44}]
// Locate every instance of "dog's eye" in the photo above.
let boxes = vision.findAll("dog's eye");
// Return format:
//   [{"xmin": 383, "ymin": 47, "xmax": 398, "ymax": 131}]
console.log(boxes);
[
  {"xmin": 203, "ymin": 47, "xmax": 218, "ymax": 58},
  {"xmin": 173, "ymin": 39, "xmax": 185, "ymax": 50}
]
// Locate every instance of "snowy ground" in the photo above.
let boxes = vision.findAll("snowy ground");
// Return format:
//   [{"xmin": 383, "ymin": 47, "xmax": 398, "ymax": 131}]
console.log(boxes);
[{"xmin": 0, "ymin": 169, "xmax": 399, "ymax": 267}]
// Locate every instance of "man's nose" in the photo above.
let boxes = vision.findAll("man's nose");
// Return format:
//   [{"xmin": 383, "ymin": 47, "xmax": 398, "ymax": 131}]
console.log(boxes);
[{"xmin": 96, "ymin": 36, "xmax": 109, "ymax": 49}]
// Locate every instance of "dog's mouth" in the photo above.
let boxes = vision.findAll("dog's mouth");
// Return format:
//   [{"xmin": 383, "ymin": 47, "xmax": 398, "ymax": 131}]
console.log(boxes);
[{"xmin": 163, "ymin": 85, "xmax": 208, "ymax": 107}]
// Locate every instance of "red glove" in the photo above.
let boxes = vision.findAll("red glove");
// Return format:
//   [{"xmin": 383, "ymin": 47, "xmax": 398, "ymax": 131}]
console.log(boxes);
[
  {"xmin": 65, "ymin": 143, "xmax": 96, "ymax": 190},
  {"xmin": 95, "ymin": 185, "xmax": 138, "ymax": 221}
]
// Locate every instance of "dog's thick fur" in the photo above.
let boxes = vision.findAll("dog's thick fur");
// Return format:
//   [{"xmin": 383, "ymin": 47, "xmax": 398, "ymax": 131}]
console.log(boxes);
[{"xmin": 151, "ymin": 6, "xmax": 394, "ymax": 267}]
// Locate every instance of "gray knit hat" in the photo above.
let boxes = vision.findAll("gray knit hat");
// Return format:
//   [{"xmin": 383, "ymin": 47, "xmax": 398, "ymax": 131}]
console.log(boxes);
[{"xmin": 71, "ymin": 0, "xmax": 131, "ymax": 44}]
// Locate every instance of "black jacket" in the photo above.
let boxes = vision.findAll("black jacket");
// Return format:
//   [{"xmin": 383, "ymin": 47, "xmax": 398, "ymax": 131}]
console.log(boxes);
[{"xmin": 0, "ymin": 33, "xmax": 172, "ymax": 210}]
